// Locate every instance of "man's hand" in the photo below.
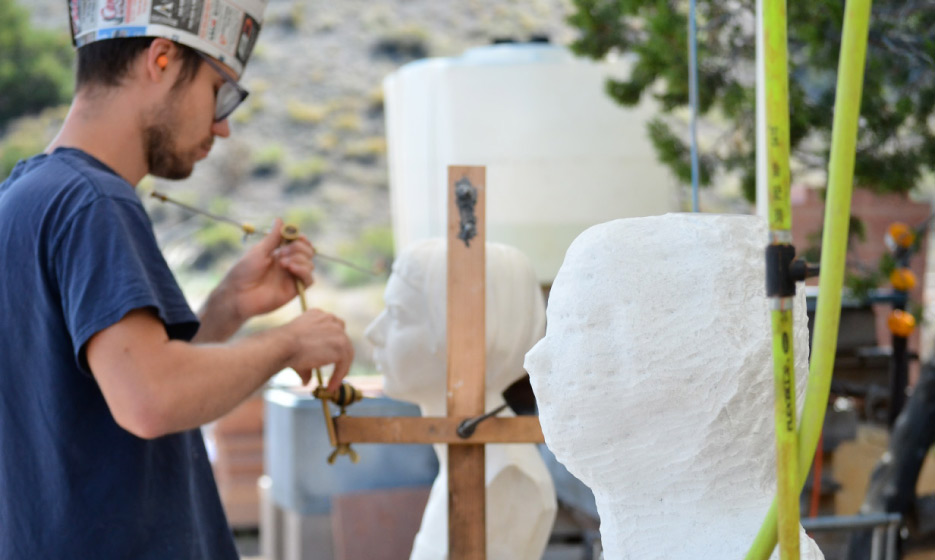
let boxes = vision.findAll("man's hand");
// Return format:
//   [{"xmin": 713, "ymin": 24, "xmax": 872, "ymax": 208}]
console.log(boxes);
[
  {"xmin": 196, "ymin": 218, "xmax": 316, "ymax": 342},
  {"xmin": 223, "ymin": 218, "xmax": 316, "ymax": 319},
  {"xmin": 284, "ymin": 309, "xmax": 355, "ymax": 391}
]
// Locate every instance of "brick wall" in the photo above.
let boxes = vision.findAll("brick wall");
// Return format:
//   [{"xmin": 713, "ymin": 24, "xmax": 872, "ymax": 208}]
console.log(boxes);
[{"xmin": 790, "ymin": 186, "xmax": 932, "ymax": 383}]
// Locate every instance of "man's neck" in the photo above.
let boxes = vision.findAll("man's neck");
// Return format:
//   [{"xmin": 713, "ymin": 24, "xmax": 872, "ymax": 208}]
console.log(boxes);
[{"xmin": 47, "ymin": 90, "xmax": 149, "ymax": 186}]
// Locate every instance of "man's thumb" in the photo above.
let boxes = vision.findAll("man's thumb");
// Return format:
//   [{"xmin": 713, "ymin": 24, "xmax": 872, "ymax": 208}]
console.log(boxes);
[{"xmin": 258, "ymin": 218, "xmax": 284, "ymax": 251}]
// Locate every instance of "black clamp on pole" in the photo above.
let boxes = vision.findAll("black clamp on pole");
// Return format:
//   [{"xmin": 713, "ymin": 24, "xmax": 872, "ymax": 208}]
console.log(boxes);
[
  {"xmin": 456, "ymin": 403, "xmax": 509, "ymax": 439},
  {"xmin": 766, "ymin": 244, "xmax": 820, "ymax": 298}
]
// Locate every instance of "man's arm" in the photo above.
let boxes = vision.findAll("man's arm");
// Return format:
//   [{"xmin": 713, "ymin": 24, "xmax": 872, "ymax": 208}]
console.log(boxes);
[{"xmin": 86, "ymin": 307, "xmax": 352, "ymax": 439}]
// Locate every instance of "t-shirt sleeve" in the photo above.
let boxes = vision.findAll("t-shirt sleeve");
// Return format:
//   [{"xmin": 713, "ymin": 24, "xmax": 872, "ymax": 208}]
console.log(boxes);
[{"xmin": 52, "ymin": 196, "xmax": 200, "ymax": 374}]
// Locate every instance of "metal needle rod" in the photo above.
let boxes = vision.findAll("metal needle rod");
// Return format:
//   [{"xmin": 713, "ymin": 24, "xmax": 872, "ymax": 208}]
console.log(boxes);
[
  {"xmin": 281, "ymin": 224, "xmax": 310, "ymax": 312},
  {"xmin": 151, "ymin": 191, "xmax": 255, "ymax": 233},
  {"xmin": 281, "ymin": 224, "xmax": 340, "ymax": 451},
  {"xmin": 316, "ymin": 368, "xmax": 338, "ymax": 448},
  {"xmin": 150, "ymin": 191, "xmax": 381, "ymax": 277},
  {"xmin": 308, "ymin": 252, "xmax": 382, "ymax": 277}
]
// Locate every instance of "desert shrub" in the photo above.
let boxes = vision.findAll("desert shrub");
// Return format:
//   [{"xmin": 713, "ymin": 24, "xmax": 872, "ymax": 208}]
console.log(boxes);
[
  {"xmin": 344, "ymin": 137, "xmax": 387, "ymax": 164},
  {"xmin": 333, "ymin": 112, "xmax": 362, "ymax": 133},
  {"xmin": 287, "ymin": 100, "xmax": 329, "ymax": 124},
  {"xmin": 371, "ymin": 24, "xmax": 431, "ymax": 62},
  {"xmin": 284, "ymin": 156, "xmax": 330, "ymax": 193},
  {"xmin": 325, "ymin": 226, "xmax": 394, "ymax": 286},
  {"xmin": 192, "ymin": 221, "xmax": 242, "ymax": 270},
  {"xmin": 251, "ymin": 143, "xmax": 286, "ymax": 177},
  {"xmin": 283, "ymin": 206, "xmax": 326, "ymax": 235}
]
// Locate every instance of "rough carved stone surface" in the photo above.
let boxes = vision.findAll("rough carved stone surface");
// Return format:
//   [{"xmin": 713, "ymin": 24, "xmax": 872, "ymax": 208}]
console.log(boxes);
[{"xmin": 525, "ymin": 214, "xmax": 823, "ymax": 559}]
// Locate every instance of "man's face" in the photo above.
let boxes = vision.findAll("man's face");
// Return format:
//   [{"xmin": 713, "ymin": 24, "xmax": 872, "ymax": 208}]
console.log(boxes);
[{"xmin": 143, "ymin": 56, "xmax": 232, "ymax": 179}]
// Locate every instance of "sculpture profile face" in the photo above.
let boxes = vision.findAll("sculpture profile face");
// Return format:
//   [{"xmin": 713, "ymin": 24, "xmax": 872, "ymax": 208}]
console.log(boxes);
[
  {"xmin": 365, "ymin": 270, "xmax": 446, "ymax": 403},
  {"xmin": 524, "ymin": 214, "xmax": 817, "ymax": 559},
  {"xmin": 365, "ymin": 239, "xmax": 546, "ymax": 408}
]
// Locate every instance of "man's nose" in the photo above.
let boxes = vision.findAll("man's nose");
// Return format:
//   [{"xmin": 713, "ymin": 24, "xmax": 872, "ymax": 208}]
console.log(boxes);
[{"xmin": 211, "ymin": 118, "xmax": 231, "ymax": 138}]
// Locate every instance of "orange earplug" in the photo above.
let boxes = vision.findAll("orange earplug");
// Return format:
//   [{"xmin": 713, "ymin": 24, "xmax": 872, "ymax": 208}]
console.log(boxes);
[{"xmin": 156, "ymin": 54, "xmax": 168, "ymax": 69}]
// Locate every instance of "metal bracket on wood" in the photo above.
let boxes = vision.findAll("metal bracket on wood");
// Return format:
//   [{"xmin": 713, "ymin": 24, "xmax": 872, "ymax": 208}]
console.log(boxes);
[{"xmin": 455, "ymin": 176, "xmax": 478, "ymax": 247}]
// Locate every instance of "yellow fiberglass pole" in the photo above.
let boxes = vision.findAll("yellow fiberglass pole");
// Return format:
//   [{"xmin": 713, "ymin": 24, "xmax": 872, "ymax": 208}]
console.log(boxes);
[
  {"xmin": 762, "ymin": 0, "xmax": 799, "ymax": 558},
  {"xmin": 746, "ymin": 0, "xmax": 873, "ymax": 558}
]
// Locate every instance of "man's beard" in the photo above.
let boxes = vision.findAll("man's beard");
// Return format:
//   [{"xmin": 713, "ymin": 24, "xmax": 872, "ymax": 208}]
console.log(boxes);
[{"xmin": 143, "ymin": 105, "xmax": 197, "ymax": 180}]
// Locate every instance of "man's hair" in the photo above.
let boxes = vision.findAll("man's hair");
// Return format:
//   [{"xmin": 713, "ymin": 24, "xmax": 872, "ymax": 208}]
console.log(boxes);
[{"xmin": 76, "ymin": 38, "xmax": 203, "ymax": 91}]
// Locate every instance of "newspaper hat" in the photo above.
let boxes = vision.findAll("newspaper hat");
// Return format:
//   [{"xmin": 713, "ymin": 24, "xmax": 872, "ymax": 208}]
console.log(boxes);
[{"xmin": 67, "ymin": 0, "xmax": 269, "ymax": 76}]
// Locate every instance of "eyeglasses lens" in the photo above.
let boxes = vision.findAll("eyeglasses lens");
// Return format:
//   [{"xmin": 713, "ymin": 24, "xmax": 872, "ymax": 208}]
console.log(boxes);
[{"xmin": 216, "ymin": 83, "xmax": 243, "ymax": 121}]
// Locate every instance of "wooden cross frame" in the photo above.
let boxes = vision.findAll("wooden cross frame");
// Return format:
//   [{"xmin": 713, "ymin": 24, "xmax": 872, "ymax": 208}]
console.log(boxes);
[{"xmin": 324, "ymin": 165, "xmax": 545, "ymax": 560}]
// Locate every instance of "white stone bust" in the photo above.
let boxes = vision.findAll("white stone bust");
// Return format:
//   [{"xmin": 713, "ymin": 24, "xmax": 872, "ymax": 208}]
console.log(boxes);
[
  {"xmin": 524, "ymin": 214, "xmax": 823, "ymax": 560},
  {"xmin": 365, "ymin": 239, "xmax": 557, "ymax": 560}
]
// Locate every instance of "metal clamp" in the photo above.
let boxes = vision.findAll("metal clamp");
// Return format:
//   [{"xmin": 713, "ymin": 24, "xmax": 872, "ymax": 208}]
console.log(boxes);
[
  {"xmin": 766, "ymin": 244, "xmax": 820, "ymax": 299},
  {"xmin": 456, "ymin": 403, "xmax": 509, "ymax": 439},
  {"xmin": 455, "ymin": 176, "xmax": 478, "ymax": 247}
]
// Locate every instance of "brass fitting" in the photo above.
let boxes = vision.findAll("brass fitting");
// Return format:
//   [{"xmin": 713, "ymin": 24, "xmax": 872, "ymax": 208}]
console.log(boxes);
[
  {"xmin": 886, "ymin": 222, "xmax": 915, "ymax": 251},
  {"xmin": 313, "ymin": 383, "xmax": 364, "ymax": 409},
  {"xmin": 888, "ymin": 309, "xmax": 916, "ymax": 338},
  {"xmin": 890, "ymin": 268, "xmax": 917, "ymax": 292}
]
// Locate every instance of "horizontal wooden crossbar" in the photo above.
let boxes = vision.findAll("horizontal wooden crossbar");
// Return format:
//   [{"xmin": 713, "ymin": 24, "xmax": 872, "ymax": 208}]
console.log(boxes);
[{"xmin": 333, "ymin": 416, "xmax": 545, "ymax": 445}]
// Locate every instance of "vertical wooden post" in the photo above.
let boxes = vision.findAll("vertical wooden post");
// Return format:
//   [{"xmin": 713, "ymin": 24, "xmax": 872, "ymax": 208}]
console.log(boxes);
[{"xmin": 447, "ymin": 165, "xmax": 486, "ymax": 560}]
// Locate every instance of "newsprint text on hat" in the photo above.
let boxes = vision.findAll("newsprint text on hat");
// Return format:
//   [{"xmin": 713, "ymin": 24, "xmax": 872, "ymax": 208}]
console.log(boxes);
[{"xmin": 67, "ymin": 0, "xmax": 269, "ymax": 76}]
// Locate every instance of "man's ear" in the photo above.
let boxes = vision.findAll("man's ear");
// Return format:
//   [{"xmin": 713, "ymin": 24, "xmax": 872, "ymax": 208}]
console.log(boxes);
[{"xmin": 144, "ymin": 38, "xmax": 177, "ymax": 83}]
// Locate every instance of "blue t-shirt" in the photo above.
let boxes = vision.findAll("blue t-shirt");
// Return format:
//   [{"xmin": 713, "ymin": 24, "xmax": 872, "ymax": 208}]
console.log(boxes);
[{"xmin": 0, "ymin": 148, "xmax": 238, "ymax": 559}]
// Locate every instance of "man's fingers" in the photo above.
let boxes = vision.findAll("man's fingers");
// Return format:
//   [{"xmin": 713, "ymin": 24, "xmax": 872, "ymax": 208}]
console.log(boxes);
[
  {"xmin": 277, "ymin": 246, "xmax": 316, "ymax": 287},
  {"xmin": 288, "ymin": 310, "xmax": 353, "ymax": 391},
  {"xmin": 280, "ymin": 252, "xmax": 313, "ymax": 269},
  {"xmin": 275, "ymin": 236, "xmax": 317, "ymax": 289},
  {"xmin": 326, "ymin": 344, "xmax": 353, "ymax": 391},
  {"xmin": 282, "ymin": 258, "xmax": 314, "ymax": 286},
  {"xmin": 302, "ymin": 236, "xmax": 316, "ymax": 257},
  {"xmin": 297, "ymin": 268, "xmax": 314, "ymax": 288},
  {"xmin": 279, "ymin": 239, "xmax": 314, "ymax": 259},
  {"xmin": 318, "ymin": 319, "xmax": 352, "ymax": 391}
]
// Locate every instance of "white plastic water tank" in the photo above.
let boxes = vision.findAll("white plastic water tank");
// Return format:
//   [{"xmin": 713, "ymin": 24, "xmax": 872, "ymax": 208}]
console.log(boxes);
[{"xmin": 383, "ymin": 42, "xmax": 678, "ymax": 283}]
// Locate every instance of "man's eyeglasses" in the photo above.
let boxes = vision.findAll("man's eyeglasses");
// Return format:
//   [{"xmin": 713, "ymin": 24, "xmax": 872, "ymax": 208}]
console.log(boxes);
[{"xmin": 196, "ymin": 52, "xmax": 249, "ymax": 122}]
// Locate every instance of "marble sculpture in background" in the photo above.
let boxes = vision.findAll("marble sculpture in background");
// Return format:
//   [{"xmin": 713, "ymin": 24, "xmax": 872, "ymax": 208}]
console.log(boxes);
[
  {"xmin": 365, "ymin": 239, "xmax": 557, "ymax": 560},
  {"xmin": 524, "ymin": 214, "xmax": 824, "ymax": 559}
]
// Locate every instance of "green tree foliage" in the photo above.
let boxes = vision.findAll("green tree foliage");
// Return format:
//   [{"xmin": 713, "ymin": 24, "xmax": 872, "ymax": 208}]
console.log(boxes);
[
  {"xmin": 568, "ymin": 0, "xmax": 935, "ymax": 201},
  {"xmin": 0, "ymin": 107, "xmax": 64, "ymax": 177},
  {"xmin": 0, "ymin": 0, "xmax": 73, "ymax": 130}
]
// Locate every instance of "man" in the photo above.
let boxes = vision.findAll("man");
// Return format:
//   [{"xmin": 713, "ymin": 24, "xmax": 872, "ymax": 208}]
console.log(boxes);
[{"xmin": 0, "ymin": 7, "xmax": 354, "ymax": 559}]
